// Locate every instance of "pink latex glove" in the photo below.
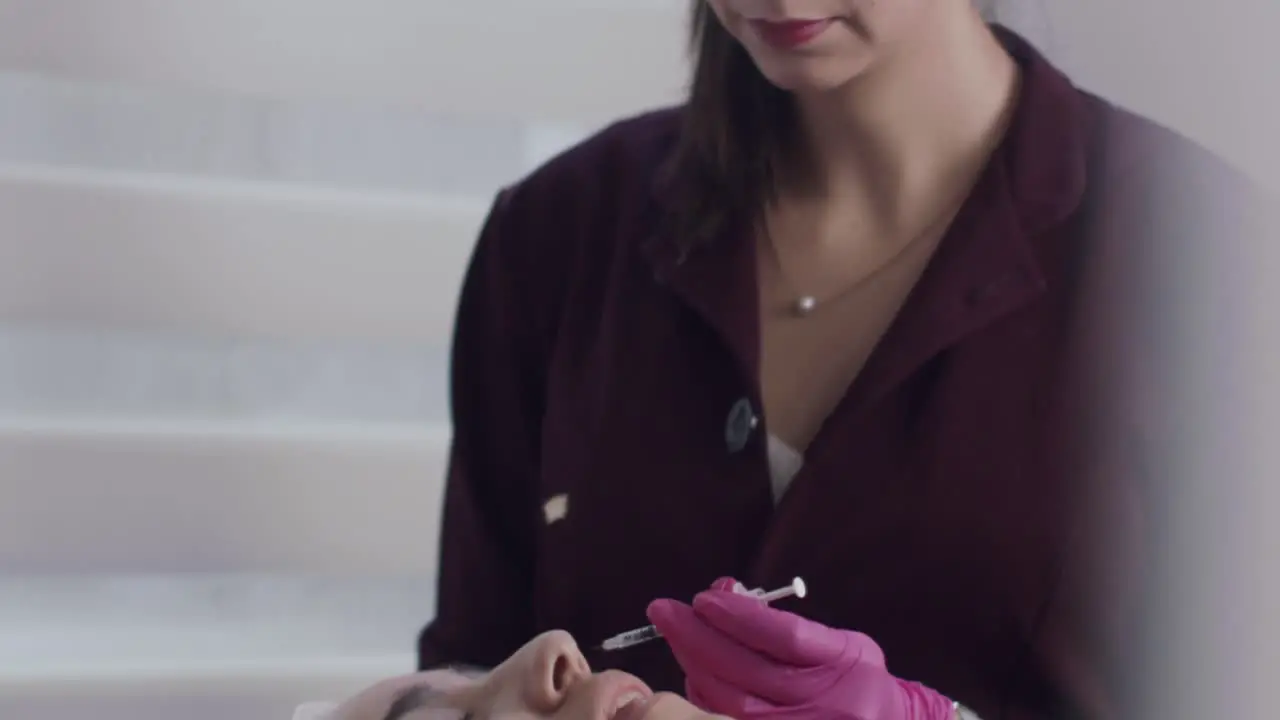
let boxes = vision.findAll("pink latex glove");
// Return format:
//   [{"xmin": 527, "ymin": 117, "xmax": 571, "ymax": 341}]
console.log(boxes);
[{"xmin": 646, "ymin": 578, "xmax": 955, "ymax": 720}]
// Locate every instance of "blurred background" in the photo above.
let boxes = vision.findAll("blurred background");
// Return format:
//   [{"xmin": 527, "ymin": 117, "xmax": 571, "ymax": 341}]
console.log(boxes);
[{"xmin": 0, "ymin": 1, "xmax": 1274, "ymax": 718}]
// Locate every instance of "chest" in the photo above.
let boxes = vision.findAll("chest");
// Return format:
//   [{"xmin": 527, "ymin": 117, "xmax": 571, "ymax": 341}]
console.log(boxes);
[
  {"xmin": 757, "ymin": 235, "xmax": 940, "ymax": 450},
  {"xmin": 531, "ymin": 248, "xmax": 1138, "ymax": 693}
]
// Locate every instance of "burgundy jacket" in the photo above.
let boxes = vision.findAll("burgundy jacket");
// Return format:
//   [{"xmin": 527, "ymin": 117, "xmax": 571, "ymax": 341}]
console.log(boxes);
[{"xmin": 418, "ymin": 29, "xmax": 1263, "ymax": 720}]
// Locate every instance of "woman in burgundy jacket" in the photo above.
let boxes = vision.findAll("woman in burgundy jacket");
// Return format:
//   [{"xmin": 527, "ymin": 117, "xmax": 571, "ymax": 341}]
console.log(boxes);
[{"xmin": 412, "ymin": 1, "xmax": 1270, "ymax": 719}]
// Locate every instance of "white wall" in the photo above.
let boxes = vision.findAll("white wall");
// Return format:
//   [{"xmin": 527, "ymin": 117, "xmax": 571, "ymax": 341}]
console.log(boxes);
[
  {"xmin": 0, "ymin": 1, "xmax": 1275, "ymax": 719},
  {"xmin": 1038, "ymin": 0, "xmax": 1280, "ymax": 190},
  {"xmin": 0, "ymin": 2, "xmax": 684, "ymax": 718}
]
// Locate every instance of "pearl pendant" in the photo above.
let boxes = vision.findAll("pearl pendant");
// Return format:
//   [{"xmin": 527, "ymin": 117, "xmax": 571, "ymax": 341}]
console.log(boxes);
[{"xmin": 793, "ymin": 295, "xmax": 818, "ymax": 317}]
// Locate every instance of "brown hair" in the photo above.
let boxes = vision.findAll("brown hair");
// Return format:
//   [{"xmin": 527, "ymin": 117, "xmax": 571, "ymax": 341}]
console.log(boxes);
[{"xmin": 660, "ymin": 2, "xmax": 796, "ymax": 253}]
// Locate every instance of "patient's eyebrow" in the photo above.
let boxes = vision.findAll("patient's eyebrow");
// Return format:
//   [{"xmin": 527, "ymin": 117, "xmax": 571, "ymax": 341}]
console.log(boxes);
[{"xmin": 382, "ymin": 684, "xmax": 471, "ymax": 720}]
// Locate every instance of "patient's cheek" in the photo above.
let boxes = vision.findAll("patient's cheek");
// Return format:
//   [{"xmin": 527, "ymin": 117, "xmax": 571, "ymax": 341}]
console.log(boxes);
[{"xmin": 482, "ymin": 649, "xmax": 535, "ymax": 693}]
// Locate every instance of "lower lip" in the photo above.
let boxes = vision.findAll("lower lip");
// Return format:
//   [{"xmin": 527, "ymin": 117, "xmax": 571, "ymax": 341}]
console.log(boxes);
[
  {"xmin": 750, "ymin": 19, "xmax": 833, "ymax": 50},
  {"xmin": 610, "ymin": 693, "xmax": 655, "ymax": 720}
]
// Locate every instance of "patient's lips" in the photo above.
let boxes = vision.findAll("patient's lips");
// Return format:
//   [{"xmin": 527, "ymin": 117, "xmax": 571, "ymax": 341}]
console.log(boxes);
[
  {"xmin": 610, "ymin": 694, "xmax": 655, "ymax": 720},
  {"xmin": 587, "ymin": 670, "xmax": 652, "ymax": 720}
]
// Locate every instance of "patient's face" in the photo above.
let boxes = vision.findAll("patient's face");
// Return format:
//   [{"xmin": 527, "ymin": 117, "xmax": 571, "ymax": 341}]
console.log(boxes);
[{"xmin": 331, "ymin": 631, "xmax": 725, "ymax": 720}]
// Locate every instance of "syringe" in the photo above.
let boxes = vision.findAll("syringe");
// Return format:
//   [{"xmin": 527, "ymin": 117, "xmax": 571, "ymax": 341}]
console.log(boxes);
[{"xmin": 597, "ymin": 577, "xmax": 807, "ymax": 652}]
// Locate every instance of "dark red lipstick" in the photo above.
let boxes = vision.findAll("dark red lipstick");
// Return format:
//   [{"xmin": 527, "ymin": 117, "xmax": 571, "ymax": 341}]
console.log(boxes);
[{"xmin": 749, "ymin": 18, "xmax": 834, "ymax": 50}]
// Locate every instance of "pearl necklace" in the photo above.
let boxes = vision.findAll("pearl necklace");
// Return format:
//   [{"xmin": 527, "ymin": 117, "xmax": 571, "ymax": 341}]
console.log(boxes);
[
  {"xmin": 792, "ymin": 294, "xmax": 819, "ymax": 317},
  {"xmin": 761, "ymin": 225, "xmax": 827, "ymax": 318},
  {"xmin": 762, "ymin": 221, "xmax": 934, "ymax": 319}
]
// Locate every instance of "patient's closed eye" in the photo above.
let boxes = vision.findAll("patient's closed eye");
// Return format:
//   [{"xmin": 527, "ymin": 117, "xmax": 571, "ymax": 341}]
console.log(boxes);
[{"xmin": 383, "ymin": 686, "xmax": 443, "ymax": 720}]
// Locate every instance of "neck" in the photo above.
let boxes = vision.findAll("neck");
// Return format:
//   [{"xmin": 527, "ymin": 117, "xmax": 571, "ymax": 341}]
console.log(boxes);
[{"xmin": 785, "ymin": 6, "xmax": 1019, "ymax": 227}]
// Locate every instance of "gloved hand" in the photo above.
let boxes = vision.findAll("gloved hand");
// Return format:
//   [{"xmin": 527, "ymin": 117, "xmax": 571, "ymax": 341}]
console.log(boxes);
[{"xmin": 646, "ymin": 578, "xmax": 955, "ymax": 720}]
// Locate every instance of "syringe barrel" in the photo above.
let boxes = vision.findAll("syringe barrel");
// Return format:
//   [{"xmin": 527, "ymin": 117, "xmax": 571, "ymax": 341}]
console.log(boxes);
[{"xmin": 603, "ymin": 624, "xmax": 661, "ymax": 650}]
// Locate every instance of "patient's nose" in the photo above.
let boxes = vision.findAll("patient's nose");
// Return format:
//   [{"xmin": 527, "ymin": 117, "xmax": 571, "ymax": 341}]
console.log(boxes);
[{"xmin": 528, "ymin": 630, "xmax": 591, "ymax": 711}]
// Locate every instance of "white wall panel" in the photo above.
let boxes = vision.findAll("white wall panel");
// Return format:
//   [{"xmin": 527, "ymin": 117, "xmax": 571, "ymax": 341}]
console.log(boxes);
[
  {"xmin": 0, "ymin": 659, "xmax": 409, "ymax": 720},
  {"xmin": 0, "ymin": 422, "xmax": 449, "ymax": 574},
  {"xmin": 0, "ymin": 0, "xmax": 688, "ymax": 124},
  {"xmin": 0, "ymin": 165, "xmax": 485, "ymax": 341},
  {"xmin": 0, "ymin": 2, "xmax": 672, "ymax": 712}
]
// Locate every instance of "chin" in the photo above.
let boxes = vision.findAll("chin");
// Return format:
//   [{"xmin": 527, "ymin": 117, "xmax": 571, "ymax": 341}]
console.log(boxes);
[{"xmin": 753, "ymin": 54, "xmax": 872, "ymax": 94}]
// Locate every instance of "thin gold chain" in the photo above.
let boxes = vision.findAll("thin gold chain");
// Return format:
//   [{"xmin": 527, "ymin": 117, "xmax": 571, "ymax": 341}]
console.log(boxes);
[{"xmin": 760, "ymin": 211, "xmax": 944, "ymax": 318}]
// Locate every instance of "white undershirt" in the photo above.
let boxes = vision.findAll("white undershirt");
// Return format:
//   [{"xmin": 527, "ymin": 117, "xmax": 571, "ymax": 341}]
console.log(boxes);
[{"xmin": 765, "ymin": 433, "xmax": 804, "ymax": 503}]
